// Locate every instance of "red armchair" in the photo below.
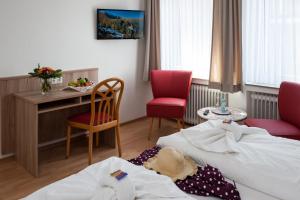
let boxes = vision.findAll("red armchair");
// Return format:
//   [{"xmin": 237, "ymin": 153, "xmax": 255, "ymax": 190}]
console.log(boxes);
[
  {"xmin": 245, "ymin": 81, "xmax": 300, "ymax": 140},
  {"xmin": 147, "ymin": 70, "xmax": 192, "ymax": 140}
]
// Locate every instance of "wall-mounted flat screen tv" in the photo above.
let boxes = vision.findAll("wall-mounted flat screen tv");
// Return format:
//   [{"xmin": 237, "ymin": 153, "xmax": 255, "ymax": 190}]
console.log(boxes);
[{"xmin": 97, "ymin": 9, "xmax": 144, "ymax": 40}]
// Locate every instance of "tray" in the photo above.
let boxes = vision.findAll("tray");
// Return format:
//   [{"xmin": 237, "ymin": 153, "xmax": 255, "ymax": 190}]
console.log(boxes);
[{"xmin": 211, "ymin": 108, "xmax": 231, "ymax": 115}]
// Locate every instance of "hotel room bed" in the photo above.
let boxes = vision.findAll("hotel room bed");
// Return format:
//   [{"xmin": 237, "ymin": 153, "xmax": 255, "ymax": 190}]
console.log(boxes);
[
  {"xmin": 157, "ymin": 120, "xmax": 300, "ymax": 200},
  {"xmin": 24, "ymin": 153, "xmax": 287, "ymax": 200},
  {"xmin": 25, "ymin": 156, "xmax": 283, "ymax": 200},
  {"xmin": 25, "ymin": 157, "xmax": 214, "ymax": 200},
  {"xmin": 25, "ymin": 120, "xmax": 299, "ymax": 200}
]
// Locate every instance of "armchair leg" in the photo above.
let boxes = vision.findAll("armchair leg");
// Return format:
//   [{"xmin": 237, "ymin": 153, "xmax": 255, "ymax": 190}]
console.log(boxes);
[
  {"xmin": 177, "ymin": 119, "xmax": 182, "ymax": 130},
  {"xmin": 66, "ymin": 125, "xmax": 71, "ymax": 158},
  {"xmin": 181, "ymin": 119, "xmax": 185, "ymax": 129},
  {"xmin": 148, "ymin": 118, "xmax": 154, "ymax": 140},
  {"xmin": 88, "ymin": 131, "xmax": 93, "ymax": 165},
  {"xmin": 115, "ymin": 125, "xmax": 122, "ymax": 157}
]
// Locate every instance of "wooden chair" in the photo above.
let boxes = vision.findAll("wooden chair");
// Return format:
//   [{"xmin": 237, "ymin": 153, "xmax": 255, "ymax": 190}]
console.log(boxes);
[{"xmin": 66, "ymin": 78, "xmax": 124, "ymax": 165}]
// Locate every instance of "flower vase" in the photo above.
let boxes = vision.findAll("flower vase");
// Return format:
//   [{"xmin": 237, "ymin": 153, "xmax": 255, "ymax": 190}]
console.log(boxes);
[{"xmin": 40, "ymin": 78, "xmax": 51, "ymax": 95}]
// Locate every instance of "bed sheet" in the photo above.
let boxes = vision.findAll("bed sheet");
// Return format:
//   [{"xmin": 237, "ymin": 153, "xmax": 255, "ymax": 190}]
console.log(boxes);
[{"xmin": 157, "ymin": 120, "xmax": 300, "ymax": 200}]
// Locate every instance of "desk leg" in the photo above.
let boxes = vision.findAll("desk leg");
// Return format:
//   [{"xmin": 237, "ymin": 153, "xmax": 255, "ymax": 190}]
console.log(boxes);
[{"xmin": 15, "ymin": 98, "xmax": 38, "ymax": 176}]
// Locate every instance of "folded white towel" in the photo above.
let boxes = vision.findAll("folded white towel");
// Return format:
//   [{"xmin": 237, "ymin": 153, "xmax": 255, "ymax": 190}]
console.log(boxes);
[
  {"xmin": 93, "ymin": 162, "xmax": 135, "ymax": 200},
  {"xmin": 91, "ymin": 188, "xmax": 116, "ymax": 200},
  {"xmin": 181, "ymin": 120, "xmax": 269, "ymax": 153},
  {"xmin": 181, "ymin": 127, "xmax": 239, "ymax": 153}
]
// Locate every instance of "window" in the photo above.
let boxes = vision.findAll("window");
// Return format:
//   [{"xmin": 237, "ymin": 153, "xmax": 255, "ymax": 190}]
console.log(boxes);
[
  {"xmin": 160, "ymin": 0, "xmax": 213, "ymax": 80},
  {"xmin": 243, "ymin": 0, "xmax": 300, "ymax": 87}
]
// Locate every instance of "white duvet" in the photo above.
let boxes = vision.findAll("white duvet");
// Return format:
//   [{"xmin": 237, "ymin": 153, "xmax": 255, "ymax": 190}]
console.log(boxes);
[
  {"xmin": 157, "ymin": 120, "xmax": 300, "ymax": 200},
  {"xmin": 24, "ymin": 157, "xmax": 195, "ymax": 200}
]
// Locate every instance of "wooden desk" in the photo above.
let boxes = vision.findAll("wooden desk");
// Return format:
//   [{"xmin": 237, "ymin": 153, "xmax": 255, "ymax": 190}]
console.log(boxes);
[
  {"xmin": 0, "ymin": 68, "xmax": 98, "ymax": 155},
  {"xmin": 14, "ymin": 88, "xmax": 115, "ymax": 176}
]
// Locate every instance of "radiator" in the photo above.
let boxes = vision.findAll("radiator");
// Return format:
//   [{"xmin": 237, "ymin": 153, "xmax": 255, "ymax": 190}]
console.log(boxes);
[
  {"xmin": 247, "ymin": 91, "xmax": 279, "ymax": 120},
  {"xmin": 184, "ymin": 84, "xmax": 228, "ymax": 125}
]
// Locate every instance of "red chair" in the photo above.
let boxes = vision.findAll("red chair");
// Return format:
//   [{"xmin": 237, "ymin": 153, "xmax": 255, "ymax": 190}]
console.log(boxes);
[
  {"xmin": 244, "ymin": 81, "xmax": 300, "ymax": 140},
  {"xmin": 147, "ymin": 70, "xmax": 192, "ymax": 140}
]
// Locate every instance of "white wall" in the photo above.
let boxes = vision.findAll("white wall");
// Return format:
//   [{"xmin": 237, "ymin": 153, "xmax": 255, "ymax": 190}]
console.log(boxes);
[
  {"xmin": 0, "ymin": 0, "xmax": 152, "ymax": 157},
  {"xmin": 228, "ymin": 92, "xmax": 247, "ymax": 110}
]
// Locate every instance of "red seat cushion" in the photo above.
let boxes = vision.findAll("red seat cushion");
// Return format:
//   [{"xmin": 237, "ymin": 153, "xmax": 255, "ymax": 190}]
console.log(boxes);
[
  {"xmin": 69, "ymin": 112, "xmax": 112, "ymax": 125},
  {"xmin": 244, "ymin": 118, "xmax": 300, "ymax": 140},
  {"xmin": 147, "ymin": 98, "xmax": 187, "ymax": 118}
]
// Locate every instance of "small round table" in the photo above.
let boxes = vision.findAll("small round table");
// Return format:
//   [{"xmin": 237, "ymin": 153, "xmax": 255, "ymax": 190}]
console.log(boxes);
[{"xmin": 197, "ymin": 107, "xmax": 247, "ymax": 122}]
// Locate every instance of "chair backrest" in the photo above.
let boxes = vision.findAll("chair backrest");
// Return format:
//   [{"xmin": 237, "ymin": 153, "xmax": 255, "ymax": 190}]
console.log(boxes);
[
  {"xmin": 90, "ymin": 78, "xmax": 124, "ymax": 126},
  {"xmin": 151, "ymin": 70, "xmax": 192, "ymax": 99},
  {"xmin": 278, "ymin": 81, "xmax": 300, "ymax": 127}
]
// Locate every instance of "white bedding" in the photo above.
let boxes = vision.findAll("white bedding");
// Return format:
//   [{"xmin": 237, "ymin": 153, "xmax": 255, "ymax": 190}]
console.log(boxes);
[
  {"xmin": 181, "ymin": 120, "xmax": 269, "ymax": 153},
  {"xmin": 25, "ymin": 157, "xmax": 212, "ymax": 200},
  {"xmin": 157, "ymin": 120, "xmax": 300, "ymax": 200}
]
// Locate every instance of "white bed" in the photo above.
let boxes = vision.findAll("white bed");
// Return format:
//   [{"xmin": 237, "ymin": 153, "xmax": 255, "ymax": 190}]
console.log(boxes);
[
  {"xmin": 157, "ymin": 120, "xmax": 300, "ymax": 200},
  {"xmin": 25, "ymin": 157, "xmax": 219, "ymax": 200},
  {"xmin": 24, "ymin": 121, "xmax": 300, "ymax": 200}
]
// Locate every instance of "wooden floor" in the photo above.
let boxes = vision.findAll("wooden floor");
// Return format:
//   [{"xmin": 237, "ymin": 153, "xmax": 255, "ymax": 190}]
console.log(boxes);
[{"xmin": 0, "ymin": 118, "xmax": 180, "ymax": 200}]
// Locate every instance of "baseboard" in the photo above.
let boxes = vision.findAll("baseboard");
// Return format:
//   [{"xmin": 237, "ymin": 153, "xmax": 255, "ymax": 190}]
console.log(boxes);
[{"xmin": 120, "ymin": 116, "xmax": 147, "ymax": 126}]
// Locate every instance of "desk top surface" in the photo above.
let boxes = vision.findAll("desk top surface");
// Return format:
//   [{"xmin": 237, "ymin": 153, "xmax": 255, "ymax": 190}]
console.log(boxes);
[{"xmin": 14, "ymin": 88, "xmax": 93, "ymax": 104}]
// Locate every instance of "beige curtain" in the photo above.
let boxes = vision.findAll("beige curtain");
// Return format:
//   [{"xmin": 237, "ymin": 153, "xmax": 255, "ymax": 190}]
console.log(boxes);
[
  {"xmin": 209, "ymin": 0, "xmax": 242, "ymax": 93},
  {"xmin": 143, "ymin": 0, "xmax": 161, "ymax": 81}
]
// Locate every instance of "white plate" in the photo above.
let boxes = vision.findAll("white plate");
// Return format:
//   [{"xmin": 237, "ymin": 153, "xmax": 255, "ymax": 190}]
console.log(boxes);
[
  {"xmin": 63, "ymin": 83, "xmax": 95, "ymax": 92},
  {"xmin": 211, "ymin": 108, "xmax": 231, "ymax": 115}
]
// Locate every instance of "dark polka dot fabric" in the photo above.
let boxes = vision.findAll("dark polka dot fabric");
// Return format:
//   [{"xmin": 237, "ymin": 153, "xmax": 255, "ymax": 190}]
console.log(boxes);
[
  {"xmin": 128, "ymin": 146, "xmax": 241, "ymax": 200},
  {"xmin": 129, "ymin": 146, "xmax": 161, "ymax": 166}
]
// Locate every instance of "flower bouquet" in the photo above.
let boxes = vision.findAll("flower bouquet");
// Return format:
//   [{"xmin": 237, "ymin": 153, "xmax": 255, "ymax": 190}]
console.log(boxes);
[{"xmin": 29, "ymin": 64, "xmax": 63, "ymax": 94}]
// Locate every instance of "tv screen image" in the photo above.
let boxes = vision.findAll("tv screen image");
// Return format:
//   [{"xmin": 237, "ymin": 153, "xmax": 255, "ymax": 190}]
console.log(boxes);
[{"xmin": 97, "ymin": 9, "xmax": 144, "ymax": 39}]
